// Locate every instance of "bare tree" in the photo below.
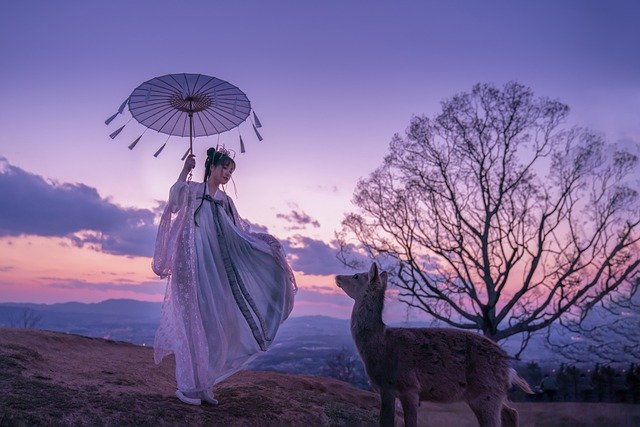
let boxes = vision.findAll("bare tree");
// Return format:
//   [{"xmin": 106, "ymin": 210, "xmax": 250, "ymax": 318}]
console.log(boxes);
[
  {"xmin": 8, "ymin": 308, "xmax": 43, "ymax": 329},
  {"xmin": 340, "ymin": 82, "xmax": 640, "ymax": 354}
]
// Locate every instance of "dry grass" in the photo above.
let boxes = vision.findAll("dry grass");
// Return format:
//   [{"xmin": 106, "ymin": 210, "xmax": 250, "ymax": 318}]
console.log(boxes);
[
  {"xmin": 1, "ymin": 328, "xmax": 638, "ymax": 426},
  {"xmin": 0, "ymin": 328, "xmax": 377, "ymax": 426}
]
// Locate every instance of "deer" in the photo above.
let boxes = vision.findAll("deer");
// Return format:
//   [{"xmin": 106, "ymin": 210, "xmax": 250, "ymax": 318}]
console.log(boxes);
[{"xmin": 335, "ymin": 263, "xmax": 532, "ymax": 427}]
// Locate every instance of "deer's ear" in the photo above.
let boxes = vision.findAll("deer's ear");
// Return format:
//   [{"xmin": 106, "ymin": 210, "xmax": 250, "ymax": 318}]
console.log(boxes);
[
  {"xmin": 368, "ymin": 262, "xmax": 379, "ymax": 283},
  {"xmin": 380, "ymin": 271, "xmax": 388, "ymax": 292}
]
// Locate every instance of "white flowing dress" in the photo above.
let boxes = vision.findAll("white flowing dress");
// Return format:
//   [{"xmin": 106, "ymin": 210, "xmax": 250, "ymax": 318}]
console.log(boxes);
[{"xmin": 152, "ymin": 180, "xmax": 296, "ymax": 393}]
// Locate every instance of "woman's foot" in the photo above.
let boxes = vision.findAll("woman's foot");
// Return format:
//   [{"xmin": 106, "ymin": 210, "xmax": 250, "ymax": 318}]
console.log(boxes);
[
  {"xmin": 201, "ymin": 389, "xmax": 219, "ymax": 405},
  {"xmin": 176, "ymin": 389, "xmax": 201, "ymax": 405}
]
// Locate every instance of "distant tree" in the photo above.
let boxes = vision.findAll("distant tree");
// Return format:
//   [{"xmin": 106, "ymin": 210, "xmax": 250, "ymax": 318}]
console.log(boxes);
[
  {"xmin": 523, "ymin": 361, "xmax": 543, "ymax": 387},
  {"xmin": 324, "ymin": 348, "xmax": 363, "ymax": 386},
  {"xmin": 546, "ymin": 278, "xmax": 640, "ymax": 363},
  {"xmin": 9, "ymin": 308, "xmax": 43, "ymax": 329},
  {"xmin": 340, "ymin": 81, "xmax": 640, "ymax": 355}
]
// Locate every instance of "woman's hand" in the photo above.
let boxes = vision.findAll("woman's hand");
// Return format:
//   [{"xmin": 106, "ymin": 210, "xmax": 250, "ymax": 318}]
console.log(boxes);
[
  {"xmin": 178, "ymin": 154, "xmax": 196, "ymax": 181},
  {"xmin": 183, "ymin": 154, "xmax": 196, "ymax": 172}
]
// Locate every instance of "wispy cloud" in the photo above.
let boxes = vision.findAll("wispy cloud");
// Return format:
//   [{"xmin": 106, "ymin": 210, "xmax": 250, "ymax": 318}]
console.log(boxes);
[
  {"xmin": 277, "ymin": 209, "xmax": 320, "ymax": 230},
  {"xmin": 0, "ymin": 157, "xmax": 157, "ymax": 257},
  {"xmin": 305, "ymin": 184, "xmax": 339, "ymax": 194}
]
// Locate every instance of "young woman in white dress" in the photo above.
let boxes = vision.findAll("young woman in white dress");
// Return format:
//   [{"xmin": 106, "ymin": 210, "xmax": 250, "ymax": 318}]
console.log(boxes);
[{"xmin": 152, "ymin": 147, "xmax": 296, "ymax": 405}]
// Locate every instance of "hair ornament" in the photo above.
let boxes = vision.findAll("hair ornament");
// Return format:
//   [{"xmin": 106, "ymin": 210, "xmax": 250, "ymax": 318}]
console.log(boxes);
[{"xmin": 213, "ymin": 144, "xmax": 236, "ymax": 159}]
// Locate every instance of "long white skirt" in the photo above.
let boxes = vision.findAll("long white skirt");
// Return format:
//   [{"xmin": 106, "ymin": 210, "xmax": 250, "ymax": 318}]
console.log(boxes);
[{"xmin": 191, "ymin": 190, "xmax": 292, "ymax": 387}]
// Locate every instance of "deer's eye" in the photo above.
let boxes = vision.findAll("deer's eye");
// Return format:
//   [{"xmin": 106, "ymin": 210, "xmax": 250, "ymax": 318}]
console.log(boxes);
[{"xmin": 352, "ymin": 274, "xmax": 359, "ymax": 279}]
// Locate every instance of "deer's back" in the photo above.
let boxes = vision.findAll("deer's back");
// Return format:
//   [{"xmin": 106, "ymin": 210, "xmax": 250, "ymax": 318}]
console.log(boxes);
[{"xmin": 382, "ymin": 327, "xmax": 511, "ymax": 401}]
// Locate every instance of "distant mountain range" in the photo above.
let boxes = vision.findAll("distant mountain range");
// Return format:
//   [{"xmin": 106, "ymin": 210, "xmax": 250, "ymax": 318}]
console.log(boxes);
[
  {"xmin": 1, "ymin": 298, "xmax": 632, "ymax": 382},
  {"xmin": 0, "ymin": 299, "xmax": 162, "ymax": 318},
  {"xmin": 0, "ymin": 299, "xmax": 162, "ymax": 346}
]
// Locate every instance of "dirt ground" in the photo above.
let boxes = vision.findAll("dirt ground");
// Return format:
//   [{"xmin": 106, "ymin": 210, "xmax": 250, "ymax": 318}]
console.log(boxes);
[
  {"xmin": 1, "ymin": 328, "xmax": 638, "ymax": 426},
  {"xmin": 411, "ymin": 401, "xmax": 640, "ymax": 426},
  {"xmin": 0, "ymin": 328, "xmax": 378, "ymax": 425}
]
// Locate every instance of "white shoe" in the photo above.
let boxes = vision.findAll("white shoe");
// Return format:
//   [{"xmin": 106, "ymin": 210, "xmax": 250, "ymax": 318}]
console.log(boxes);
[
  {"xmin": 176, "ymin": 389, "xmax": 201, "ymax": 405},
  {"xmin": 201, "ymin": 389, "xmax": 219, "ymax": 405}
]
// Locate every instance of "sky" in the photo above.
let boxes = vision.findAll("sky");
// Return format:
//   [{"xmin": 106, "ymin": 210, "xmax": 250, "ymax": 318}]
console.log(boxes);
[{"xmin": 1, "ymin": 0, "xmax": 639, "ymax": 320}]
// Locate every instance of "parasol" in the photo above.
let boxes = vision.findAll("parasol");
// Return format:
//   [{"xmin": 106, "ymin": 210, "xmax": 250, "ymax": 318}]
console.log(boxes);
[{"xmin": 105, "ymin": 73, "xmax": 263, "ymax": 158}]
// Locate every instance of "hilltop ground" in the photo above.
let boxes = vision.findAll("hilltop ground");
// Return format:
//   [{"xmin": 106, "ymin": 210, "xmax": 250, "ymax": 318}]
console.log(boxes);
[{"xmin": 1, "ymin": 328, "xmax": 638, "ymax": 426}]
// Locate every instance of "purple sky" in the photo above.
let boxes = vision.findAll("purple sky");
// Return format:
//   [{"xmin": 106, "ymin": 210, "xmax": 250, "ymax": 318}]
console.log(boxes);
[{"xmin": 0, "ymin": 1, "xmax": 638, "ymax": 319}]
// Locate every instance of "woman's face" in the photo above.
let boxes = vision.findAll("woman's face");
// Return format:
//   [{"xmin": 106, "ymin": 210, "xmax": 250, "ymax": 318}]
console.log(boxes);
[{"xmin": 210, "ymin": 161, "xmax": 235, "ymax": 185}]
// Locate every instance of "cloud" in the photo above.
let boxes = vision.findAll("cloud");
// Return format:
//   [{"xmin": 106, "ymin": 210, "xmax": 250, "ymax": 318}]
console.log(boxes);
[
  {"xmin": 245, "ymin": 220, "xmax": 270, "ymax": 234},
  {"xmin": 283, "ymin": 235, "xmax": 349, "ymax": 275},
  {"xmin": 307, "ymin": 184, "xmax": 339, "ymax": 194},
  {"xmin": 0, "ymin": 158, "xmax": 365, "ymax": 274},
  {"xmin": 0, "ymin": 157, "xmax": 156, "ymax": 257},
  {"xmin": 276, "ymin": 210, "xmax": 320, "ymax": 230},
  {"xmin": 281, "ymin": 234, "xmax": 374, "ymax": 276}
]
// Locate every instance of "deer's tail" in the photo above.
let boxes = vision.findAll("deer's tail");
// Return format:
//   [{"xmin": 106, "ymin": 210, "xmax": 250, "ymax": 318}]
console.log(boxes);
[{"xmin": 509, "ymin": 368, "xmax": 534, "ymax": 394}]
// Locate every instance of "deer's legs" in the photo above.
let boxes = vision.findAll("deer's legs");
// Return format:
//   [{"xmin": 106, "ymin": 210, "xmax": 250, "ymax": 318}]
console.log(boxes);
[
  {"xmin": 500, "ymin": 403, "xmax": 518, "ymax": 427},
  {"xmin": 398, "ymin": 392, "xmax": 419, "ymax": 427},
  {"xmin": 379, "ymin": 388, "xmax": 396, "ymax": 427},
  {"xmin": 467, "ymin": 396, "xmax": 501, "ymax": 427}
]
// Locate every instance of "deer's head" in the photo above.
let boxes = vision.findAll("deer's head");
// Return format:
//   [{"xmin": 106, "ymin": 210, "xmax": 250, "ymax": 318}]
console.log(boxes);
[{"xmin": 335, "ymin": 262, "xmax": 388, "ymax": 300}]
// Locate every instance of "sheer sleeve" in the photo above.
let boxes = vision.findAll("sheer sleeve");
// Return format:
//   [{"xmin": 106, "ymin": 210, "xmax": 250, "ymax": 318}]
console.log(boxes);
[
  {"xmin": 167, "ymin": 180, "xmax": 189, "ymax": 214},
  {"xmin": 152, "ymin": 180, "xmax": 190, "ymax": 277},
  {"xmin": 153, "ymin": 181, "xmax": 210, "ymax": 390}
]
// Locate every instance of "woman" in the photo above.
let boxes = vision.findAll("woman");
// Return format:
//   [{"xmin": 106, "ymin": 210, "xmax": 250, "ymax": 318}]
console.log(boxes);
[{"xmin": 152, "ymin": 147, "xmax": 297, "ymax": 405}]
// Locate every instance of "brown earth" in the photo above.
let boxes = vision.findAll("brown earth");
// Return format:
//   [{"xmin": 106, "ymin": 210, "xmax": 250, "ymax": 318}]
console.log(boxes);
[
  {"xmin": 1, "ymin": 328, "xmax": 639, "ymax": 426},
  {"xmin": 0, "ymin": 328, "xmax": 379, "ymax": 426},
  {"xmin": 415, "ymin": 401, "xmax": 640, "ymax": 427}
]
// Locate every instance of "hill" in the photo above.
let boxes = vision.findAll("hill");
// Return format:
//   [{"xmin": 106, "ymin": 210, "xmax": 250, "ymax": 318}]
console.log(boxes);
[
  {"xmin": 2, "ymin": 328, "xmax": 640, "ymax": 426},
  {"xmin": 0, "ymin": 328, "xmax": 378, "ymax": 425}
]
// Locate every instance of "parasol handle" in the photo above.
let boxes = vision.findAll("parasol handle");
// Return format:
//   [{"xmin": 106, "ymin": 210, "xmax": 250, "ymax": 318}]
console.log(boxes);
[
  {"xmin": 188, "ymin": 109, "xmax": 194, "ymax": 155},
  {"xmin": 188, "ymin": 103, "xmax": 194, "ymax": 181}
]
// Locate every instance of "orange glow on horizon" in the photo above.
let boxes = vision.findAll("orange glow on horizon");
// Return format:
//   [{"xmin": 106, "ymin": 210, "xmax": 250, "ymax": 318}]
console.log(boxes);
[
  {"xmin": 0, "ymin": 236, "xmax": 160, "ymax": 303},
  {"xmin": 0, "ymin": 236, "xmax": 344, "ymax": 304}
]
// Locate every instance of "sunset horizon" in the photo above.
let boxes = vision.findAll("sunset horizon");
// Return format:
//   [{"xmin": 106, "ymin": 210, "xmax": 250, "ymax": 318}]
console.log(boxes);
[{"xmin": 2, "ymin": 0, "xmax": 639, "ymax": 328}]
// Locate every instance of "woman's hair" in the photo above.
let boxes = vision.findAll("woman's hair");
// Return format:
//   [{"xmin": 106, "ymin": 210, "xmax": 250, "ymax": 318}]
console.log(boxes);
[
  {"xmin": 194, "ymin": 147, "xmax": 236, "ymax": 226},
  {"xmin": 202, "ymin": 147, "xmax": 235, "ymax": 182}
]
